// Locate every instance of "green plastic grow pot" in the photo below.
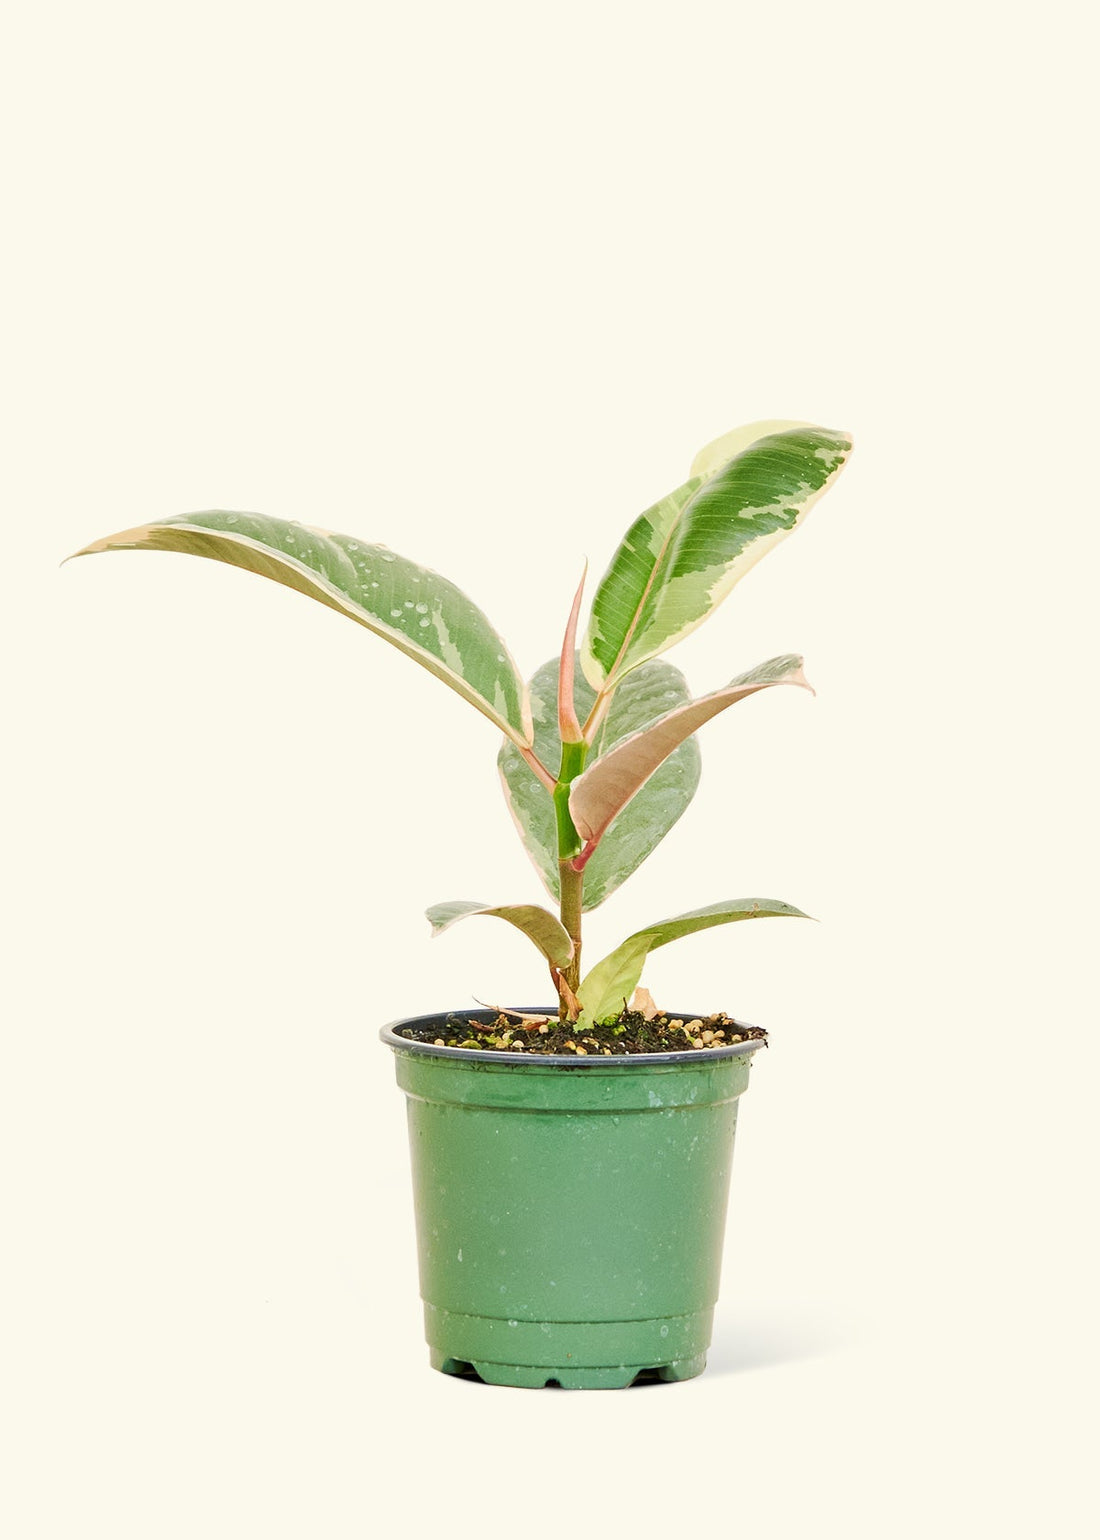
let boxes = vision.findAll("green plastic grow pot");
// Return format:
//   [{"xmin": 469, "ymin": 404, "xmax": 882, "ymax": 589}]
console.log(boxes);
[{"xmin": 382, "ymin": 1008, "xmax": 765, "ymax": 1389}]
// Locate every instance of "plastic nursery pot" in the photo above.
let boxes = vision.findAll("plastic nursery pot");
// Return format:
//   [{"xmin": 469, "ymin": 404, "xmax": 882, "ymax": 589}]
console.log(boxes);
[{"xmin": 381, "ymin": 1007, "xmax": 766, "ymax": 1390}]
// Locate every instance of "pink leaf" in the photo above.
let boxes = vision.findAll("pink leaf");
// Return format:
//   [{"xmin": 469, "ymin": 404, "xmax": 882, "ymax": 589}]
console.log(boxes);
[
  {"xmin": 558, "ymin": 563, "xmax": 587, "ymax": 743},
  {"xmin": 569, "ymin": 655, "xmax": 812, "ymax": 857}
]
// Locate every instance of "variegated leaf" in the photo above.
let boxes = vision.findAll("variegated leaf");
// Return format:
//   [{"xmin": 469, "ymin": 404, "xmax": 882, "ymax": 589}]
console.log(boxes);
[
  {"xmin": 569, "ymin": 655, "xmax": 810, "ymax": 863},
  {"xmin": 581, "ymin": 423, "xmax": 852, "ymax": 690},
  {"xmin": 577, "ymin": 898, "xmax": 810, "ymax": 1025},
  {"xmin": 498, "ymin": 655, "xmax": 701, "ymax": 911},
  {"xmin": 426, "ymin": 901, "xmax": 574, "ymax": 970},
  {"xmin": 687, "ymin": 418, "xmax": 814, "ymax": 480},
  {"xmin": 69, "ymin": 513, "xmax": 534, "ymax": 745}
]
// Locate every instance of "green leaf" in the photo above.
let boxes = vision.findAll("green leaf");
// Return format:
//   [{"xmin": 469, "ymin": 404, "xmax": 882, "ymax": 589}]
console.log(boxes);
[
  {"xmin": 426, "ymin": 900, "xmax": 574, "ymax": 970},
  {"xmin": 581, "ymin": 423, "xmax": 852, "ymax": 691},
  {"xmin": 69, "ymin": 513, "xmax": 533, "ymax": 745},
  {"xmin": 569, "ymin": 655, "xmax": 810, "ymax": 863},
  {"xmin": 498, "ymin": 656, "xmax": 701, "ymax": 911},
  {"xmin": 577, "ymin": 898, "xmax": 810, "ymax": 1025}
]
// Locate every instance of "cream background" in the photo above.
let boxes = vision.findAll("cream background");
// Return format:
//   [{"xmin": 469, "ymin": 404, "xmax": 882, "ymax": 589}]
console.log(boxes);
[{"xmin": 2, "ymin": 2, "xmax": 1096, "ymax": 1536}]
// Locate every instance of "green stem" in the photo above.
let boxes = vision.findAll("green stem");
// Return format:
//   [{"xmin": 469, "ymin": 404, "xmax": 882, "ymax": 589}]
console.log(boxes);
[
  {"xmin": 553, "ymin": 741, "xmax": 586, "ymax": 861},
  {"xmin": 554, "ymin": 739, "xmax": 587, "ymax": 1016}
]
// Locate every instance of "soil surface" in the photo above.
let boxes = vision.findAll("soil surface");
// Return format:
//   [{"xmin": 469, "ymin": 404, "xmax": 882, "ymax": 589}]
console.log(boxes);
[{"xmin": 396, "ymin": 1009, "xmax": 768, "ymax": 1056}]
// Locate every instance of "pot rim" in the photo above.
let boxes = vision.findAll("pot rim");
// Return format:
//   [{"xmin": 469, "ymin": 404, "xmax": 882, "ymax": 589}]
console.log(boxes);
[{"xmin": 380, "ymin": 1006, "xmax": 767, "ymax": 1067}]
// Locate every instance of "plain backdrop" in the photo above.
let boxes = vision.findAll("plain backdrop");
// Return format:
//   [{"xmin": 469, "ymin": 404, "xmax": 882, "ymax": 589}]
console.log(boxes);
[{"xmin": 2, "ymin": 2, "xmax": 1097, "ymax": 1536}]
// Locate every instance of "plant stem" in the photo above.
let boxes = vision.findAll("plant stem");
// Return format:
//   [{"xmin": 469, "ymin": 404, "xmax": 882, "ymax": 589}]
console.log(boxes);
[
  {"xmin": 554, "ymin": 739, "xmax": 588, "ymax": 1018},
  {"xmin": 558, "ymin": 857, "xmax": 584, "ymax": 1008}
]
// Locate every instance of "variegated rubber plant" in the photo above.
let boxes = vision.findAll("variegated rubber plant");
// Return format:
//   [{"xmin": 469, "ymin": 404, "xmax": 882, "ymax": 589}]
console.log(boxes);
[{"xmin": 69, "ymin": 421, "xmax": 851, "ymax": 1026}]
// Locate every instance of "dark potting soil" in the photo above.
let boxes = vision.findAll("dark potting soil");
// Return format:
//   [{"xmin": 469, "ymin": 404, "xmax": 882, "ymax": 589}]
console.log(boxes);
[{"xmin": 396, "ymin": 1010, "xmax": 768, "ymax": 1056}]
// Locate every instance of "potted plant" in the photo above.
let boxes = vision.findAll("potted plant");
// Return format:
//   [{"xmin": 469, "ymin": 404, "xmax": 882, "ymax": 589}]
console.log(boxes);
[{"xmin": 69, "ymin": 419, "xmax": 852, "ymax": 1388}]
